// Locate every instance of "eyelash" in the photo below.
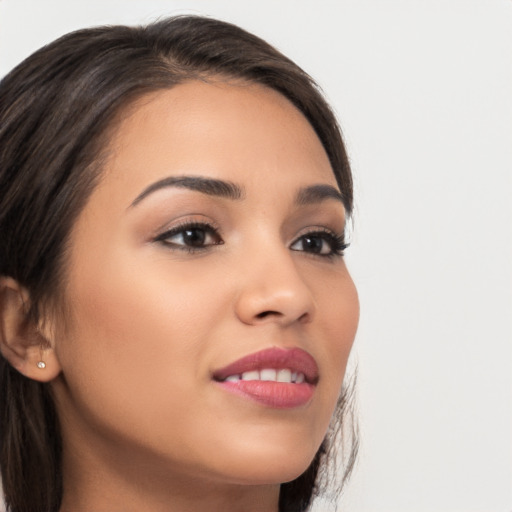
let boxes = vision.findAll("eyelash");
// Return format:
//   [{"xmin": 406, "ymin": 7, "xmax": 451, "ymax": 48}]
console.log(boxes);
[
  {"xmin": 154, "ymin": 221, "xmax": 348, "ymax": 259},
  {"xmin": 290, "ymin": 229, "xmax": 349, "ymax": 259},
  {"xmin": 153, "ymin": 221, "xmax": 223, "ymax": 253}
]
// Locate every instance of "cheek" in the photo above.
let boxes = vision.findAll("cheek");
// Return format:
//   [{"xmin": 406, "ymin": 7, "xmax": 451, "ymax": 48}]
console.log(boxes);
[
  {"xmin": 55, "ymin": 252, "xmax": 227, "ymax": 432},
  {"xmin": 324, "ymin": 274, "xmax": 359, "ymax": 360},
  {"xmin": 313, "ymin": 270, "xmax": 359, "ymax": 413},
  {"xmin": 65, "ymin": 247, "xmax": 224, "ymax": 347}
]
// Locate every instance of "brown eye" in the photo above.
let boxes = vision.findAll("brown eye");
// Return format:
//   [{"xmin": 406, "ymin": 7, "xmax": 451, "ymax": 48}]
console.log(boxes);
[
  {"xmin": 155, "ymin": 222, "xmax": 223, "ymax": 250},
  {"xmin": 180, "ymin": 228, "xmax": 207, "ymax": 247},
  {"xmin": 298, "ymin": 235, "xmax": 328, "ymax": 254},
  {"xmin": 290, "ymin": 230, "xmax": 348, "ymax": 258}
]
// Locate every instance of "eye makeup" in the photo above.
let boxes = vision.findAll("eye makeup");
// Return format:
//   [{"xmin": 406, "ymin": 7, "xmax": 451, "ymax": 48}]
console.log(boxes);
[
  {"xmin": 290, "ymin": 228, "xmax": 349, "ymax": 259},
  {"xmin": 152, "ymin": 217, "xmax": 348, "ymax": 260},
  {"xmin": 153, "ymin": 220, "xmax": 223, "ymax": 253}
]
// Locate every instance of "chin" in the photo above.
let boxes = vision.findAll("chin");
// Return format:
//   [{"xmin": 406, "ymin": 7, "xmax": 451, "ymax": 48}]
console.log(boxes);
[{"xmin": 205, "ymin": 437, "xmax": 321, "ymax": 486}]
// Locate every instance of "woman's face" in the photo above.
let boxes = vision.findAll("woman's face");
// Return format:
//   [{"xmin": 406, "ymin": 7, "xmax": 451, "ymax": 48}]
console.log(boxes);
[{"xmin": 51, "ymin": 81, "xmax": 359, "ymax": 487}]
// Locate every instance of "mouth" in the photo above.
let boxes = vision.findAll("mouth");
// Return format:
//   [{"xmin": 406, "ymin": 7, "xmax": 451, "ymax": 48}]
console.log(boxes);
[
  {"xmin": 212, "ymin": 347, "xmax": 319, "ymax": 409},
  {"xmin": 221, "ymin": 368, "xmax": 307, "ymax": 384}
]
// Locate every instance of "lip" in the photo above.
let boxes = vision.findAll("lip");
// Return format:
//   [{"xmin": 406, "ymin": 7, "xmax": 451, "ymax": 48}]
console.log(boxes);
[{"xmin": 212, "ymin": 347, "xmax": 319, "ymax": 409}]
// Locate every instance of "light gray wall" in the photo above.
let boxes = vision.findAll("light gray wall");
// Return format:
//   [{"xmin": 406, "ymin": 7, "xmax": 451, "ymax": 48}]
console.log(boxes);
[{"xmin": 1, "ymin": 1, "xmax": 511, "ymax": 511}]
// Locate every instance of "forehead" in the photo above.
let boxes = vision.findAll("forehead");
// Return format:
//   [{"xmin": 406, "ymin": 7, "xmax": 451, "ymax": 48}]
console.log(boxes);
[{"xmin": 100, "ymin": 80, "xmax": 336, "ymax": 205}]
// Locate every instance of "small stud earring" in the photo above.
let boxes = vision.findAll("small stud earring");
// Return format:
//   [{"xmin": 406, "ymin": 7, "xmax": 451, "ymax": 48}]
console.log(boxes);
[{"xmin": 37, "ymin": 361, "xmax": 46, "ymax": 369}]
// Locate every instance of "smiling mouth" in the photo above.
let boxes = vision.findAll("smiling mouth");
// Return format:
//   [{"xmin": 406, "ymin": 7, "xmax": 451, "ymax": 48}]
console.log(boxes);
[
  {"xmin": 219, "ymin": 368, "xmax": 306, "ymax": 384},
  {"xmin": 212, "ymin": 347, "xmax": 318, "ymax": 408}
]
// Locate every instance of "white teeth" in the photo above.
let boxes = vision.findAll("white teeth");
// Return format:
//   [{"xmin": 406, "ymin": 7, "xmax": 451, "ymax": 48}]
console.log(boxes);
[
  {"xmin": 224, "ymin": 369, "xmax": 306, "ymax": 383},
  {"xmin": 277, "ymin": 369, "xmax": 292, "ymax": 383},
  {"xmin": 260, "ymin": 369, "xmax": 277, "ymax": 381},
  {"xmin": 241, "ymin": 370, "xmax": 259, "ymax": 381}
]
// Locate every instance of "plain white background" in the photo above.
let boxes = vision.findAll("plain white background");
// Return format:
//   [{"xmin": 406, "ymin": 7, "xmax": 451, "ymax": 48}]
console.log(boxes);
[{"xmin": 0, "ymin": 1, "xmax": 511, "ymax": 511}]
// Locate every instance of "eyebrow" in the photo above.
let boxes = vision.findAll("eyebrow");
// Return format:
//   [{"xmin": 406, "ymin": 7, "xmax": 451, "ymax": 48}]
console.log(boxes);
[
  {"xmin": 295, "ymin": 184, "xmax": 346, "ymax": 207},
  {"xmin": 130, "ymin": 175, "xmax": 245, "ymax": 207},
  {"xmin": 130, "ymin": 175, "xmax": 345, "ymax": 209}
]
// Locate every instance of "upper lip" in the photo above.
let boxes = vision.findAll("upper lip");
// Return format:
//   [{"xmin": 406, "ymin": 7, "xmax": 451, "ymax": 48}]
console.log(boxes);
[{"xmin": 212, "ymin": 347, "xmax": 319, "ymax": 384}]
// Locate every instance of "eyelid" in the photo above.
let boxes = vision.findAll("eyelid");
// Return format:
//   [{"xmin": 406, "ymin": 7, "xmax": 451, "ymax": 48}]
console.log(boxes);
[
  {"xmin": 290, "ymin": 226, "xmax": 349, "ymax": 258},
  {"xmin": 152, "ymin": 218, "xmax": 223, "ymax": 250},
  {"xmin": 291, "ymin": 225, "xmax": 345, "ymax": 242},
  {"xmin": 151, "ymin": 217, "xmax": 348, "ymax": 257},
  {"xmin": 152, "ymin": 214, "xmax": 221, "ymax": 238}
]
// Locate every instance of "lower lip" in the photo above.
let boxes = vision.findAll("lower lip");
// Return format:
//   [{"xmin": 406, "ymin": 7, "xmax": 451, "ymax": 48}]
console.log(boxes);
[{"xmin": 215, "ymin": 380, "xmax": 315, "ymax": 408}]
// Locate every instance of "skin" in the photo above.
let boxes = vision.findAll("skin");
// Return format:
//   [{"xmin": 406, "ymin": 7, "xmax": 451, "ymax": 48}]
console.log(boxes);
[{"xmin": 36, "ymin": 81, "xmax": 358, "ymax": 511}]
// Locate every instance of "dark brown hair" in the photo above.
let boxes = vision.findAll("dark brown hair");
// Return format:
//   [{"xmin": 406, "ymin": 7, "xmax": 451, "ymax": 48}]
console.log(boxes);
[{"xmin": 0, "ymin": 15, "xmax": 356, "ymax": 512}]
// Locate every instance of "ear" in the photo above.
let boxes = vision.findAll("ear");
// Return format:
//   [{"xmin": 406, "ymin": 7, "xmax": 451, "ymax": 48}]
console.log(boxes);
[{"xmin": 0, "ymin": 277, "xmax": 61, "ymax": 382}]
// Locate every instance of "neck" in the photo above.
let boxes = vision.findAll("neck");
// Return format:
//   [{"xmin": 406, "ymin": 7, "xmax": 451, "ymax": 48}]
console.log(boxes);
[{"xmin": 58, "ymin": 425, "xmax": 280, "ymax": 512}]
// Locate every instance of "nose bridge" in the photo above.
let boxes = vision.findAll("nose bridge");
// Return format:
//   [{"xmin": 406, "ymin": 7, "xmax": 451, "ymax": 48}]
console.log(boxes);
[{"xmin": 234, "ymin": 231, "xmax": 315, "ymax": 326}]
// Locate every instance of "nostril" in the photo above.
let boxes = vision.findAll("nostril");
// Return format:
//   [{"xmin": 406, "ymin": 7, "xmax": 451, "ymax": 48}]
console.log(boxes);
[
  {"xmin": 297, "ymin": 312, "xmax": 310, "ymax": 323},
  {"xmin": 255, "ymin": 310, "xmax": 281, "ymax": 319}
]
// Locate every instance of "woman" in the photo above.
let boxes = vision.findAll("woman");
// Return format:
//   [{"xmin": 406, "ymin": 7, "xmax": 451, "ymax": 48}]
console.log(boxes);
[{"xmin": 0, "ymin": 16, "xmax": 359, "ymax": 512}]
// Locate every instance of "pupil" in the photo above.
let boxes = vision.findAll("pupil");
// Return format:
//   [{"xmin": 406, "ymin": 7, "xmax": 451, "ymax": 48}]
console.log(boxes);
[
  {"xmin": 184, "ymin": 228, "xmax": 205, "ymax": 246},
  {"xmin": 304, "ymin": 236, "xmax": 322, "ymax": 253}
]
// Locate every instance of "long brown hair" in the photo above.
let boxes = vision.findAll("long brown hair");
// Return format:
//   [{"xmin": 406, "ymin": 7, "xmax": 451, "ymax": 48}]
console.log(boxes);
[{"xmin": 0, "ymin": 16, "xmax": 357, "ymax": 512}]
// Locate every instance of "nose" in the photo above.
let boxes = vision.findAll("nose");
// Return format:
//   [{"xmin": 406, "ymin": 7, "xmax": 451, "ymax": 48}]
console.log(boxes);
[{"xmin": 234, "ymin": 245, "xmax": 316, "ymax": 327}]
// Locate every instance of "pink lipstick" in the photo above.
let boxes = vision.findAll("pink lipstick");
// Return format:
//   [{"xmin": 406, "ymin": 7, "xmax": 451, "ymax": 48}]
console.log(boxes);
[{"xmin": 212, "ymin": 347, "xmax": 318, "ymax": 408}]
